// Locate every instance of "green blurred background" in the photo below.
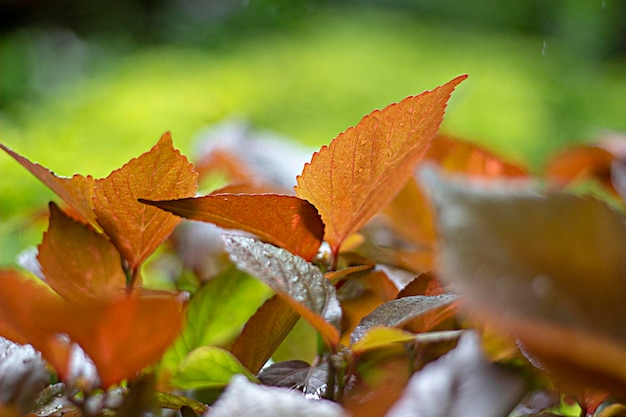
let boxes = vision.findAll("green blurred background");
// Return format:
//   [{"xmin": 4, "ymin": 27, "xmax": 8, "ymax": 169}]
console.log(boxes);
[{"xmin": 1, "ymin": 0, "xmax": 626, "ymax": 264}]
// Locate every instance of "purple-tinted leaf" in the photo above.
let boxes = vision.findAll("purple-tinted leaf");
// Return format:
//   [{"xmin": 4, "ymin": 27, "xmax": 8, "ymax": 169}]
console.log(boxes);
[
  {"xmin": 206, "ymin": 375, "xmax": 348, "ymax": 417},
  {"xmin": 224, "ymin": 235, "xmax": 341, "ymax": 345},
  {"xmin": 258, "ymin": 360, "xmax": 328, "ymax": 399},
  {"xmin": 350, "ymin": 294, "xmax": 458, "ymax": 345},
  {"xmin": 385, "ymin": 331, "xmax": 526, "ymax": 417}
]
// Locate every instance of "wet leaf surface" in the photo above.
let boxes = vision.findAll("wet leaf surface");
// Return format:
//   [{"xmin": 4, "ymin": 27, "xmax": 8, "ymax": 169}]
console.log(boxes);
[
  {"xmin": 224, "ymin": 235, "xmax": 342, "ymax": 345},
  {"xmin": 295, "ymin": 75, "xmax": 467, "ymax": 254},
  {"xmin": 93, "ymin": 132, "xmax": 198, "ymax": 268},
  {"xmin": 350, "ymin": 294, "xmax": 458, "ymax": 345}
]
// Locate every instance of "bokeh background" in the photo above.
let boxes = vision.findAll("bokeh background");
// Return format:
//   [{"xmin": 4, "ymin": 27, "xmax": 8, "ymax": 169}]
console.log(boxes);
[{"xmin": 2, "ymin": 0, "xmax": 626, "ymax": 264}]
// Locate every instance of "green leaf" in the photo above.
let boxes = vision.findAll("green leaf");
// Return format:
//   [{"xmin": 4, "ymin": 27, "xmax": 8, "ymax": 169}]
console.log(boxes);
[
  {"xmin": 171, "ymin": 346, "xmax": 257, "ymax": 390},
  {"xmin": 350, "ymin": 294, "xmax": 458, "ymax": 345},
  {"xmin": 224, "ymin": 235, "xmax": 342, "ymax": 345},
  {"xmin": 351, "ymin": 327, "xmax": 416, "ymax": 353},
  {"xmin": 155, "ymin": 392, "xmax": 208, "ymax": 414},
  {"xmin": 162, "ymin": 266, "xmax": 272, "ymax": 373}
]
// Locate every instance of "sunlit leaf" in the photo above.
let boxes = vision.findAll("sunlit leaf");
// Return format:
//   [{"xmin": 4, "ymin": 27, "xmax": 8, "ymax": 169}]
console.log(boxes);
[
  {"xmin": 385, "ymin": 331, "xmax": 526, "ymax": 417},
  {"xmin": 258, "ymin": 359, "xmax": 328, "ymax": 398},
  {"xmin": 171, "ymin": 346, "xmax": 256, "ymax": 390},
  {"xmin": 231, "ymin": 295, "xmax": 300, "ymax": 374},
  {"xmin": 93, "ymin": 132, "xmax": 198, "ymax": 269},
  {"xmin": 0, "ymin": 143, "xmax": 98, "ymax": 227},
  {"xmin": 350, "ymin": 294, "xmax": 458, "ymax": 345},
  {"xmin": 141, "ymin": 194, "xmax": 324, "ymax": 261},
  {"xmin": 424, "ymin": 169, "xmax": 626, "ymax": 395},
  {"xmin": 351, "ymin": 327, "xmax": 415, "ymax": 353},
  {"xmin": 209, "ymin": 375, "xmax": 348, "ymax": 417},
  {"xmin": 425, "ymin": 134, "xmax": 527, "ymax": 177},
  {"xmin": 224, "ymin": 235, "xmax": 341, "ymax": 345},
  {"xmin": 163, "ymin": 266, "xmax": 271, "ymax": 373},
  {"xmin": 295, "ymin": 75, "xmax": 467, "ymax": 255},
  {"xmin": 38, "ymin": 202, "xmax": 126, "ymax": 301}
]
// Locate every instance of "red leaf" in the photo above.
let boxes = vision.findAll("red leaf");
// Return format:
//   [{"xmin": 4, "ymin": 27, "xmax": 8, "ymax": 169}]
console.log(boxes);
[
  {"xmin": 141, "ymin": 194, "xmax": 324, "ymax": 261},
  {"xmin": 93, "ymin": 132, "xmax": 198, "ymax": 269},
  {"xmin": 38, "ymin": 202, "xmax": 126, "ymax": 301},
  {"xmin": 295, "ymin": 75, "xmax": 467, "ymax": 255},
  {"xmin": 0, "ymin": 143, "xmax": 98, "ymax": 227}
]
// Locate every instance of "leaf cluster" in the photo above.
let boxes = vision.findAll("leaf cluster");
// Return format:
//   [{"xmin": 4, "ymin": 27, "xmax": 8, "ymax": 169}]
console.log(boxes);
[{"xmin": 2, "ymin": 74, "xmax": 626, "ymax": 417}]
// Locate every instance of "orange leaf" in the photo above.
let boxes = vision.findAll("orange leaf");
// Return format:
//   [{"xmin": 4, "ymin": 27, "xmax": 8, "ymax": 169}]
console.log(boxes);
[
  {"xmin": 38, "ymin": 202, "xmax": 126, "ymax": 301},
  {"xmin": 0, "ymin": 269, "xmax": 183, "ymax": 388},
  {"xmin": 61, "ymin": 293, "xmax": 184, "ymax": 388},
  {"xmin": 425, "ymin": 134, "xmax": 527, "ymax": 178},
  {"xmin": 0, "ymin": 269, "xmax": 72, "ymax": 380},
  {"xmin": 295, "ymin": 75, "xmax": 467, "ymax": 255},
  {"xmin": 0, "ymin": 143, "xmax": 98, "ymax": 227},
  {"xmin": 93, "ymin": 132, "xmax": 198, "ymax": 269},
  {"xmin": 141, "ymin": 194, "xmax": 324, "ymax": 261}
]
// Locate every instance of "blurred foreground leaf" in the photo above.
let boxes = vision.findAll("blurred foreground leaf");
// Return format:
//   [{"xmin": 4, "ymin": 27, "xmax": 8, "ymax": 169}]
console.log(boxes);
[
  {"xmin": 424, "ymin": 169, "xmax": 626, "ymax": 397},
  {"xmin": 386, "ymin": 331, "xmax": 525, "ymax": 417}
]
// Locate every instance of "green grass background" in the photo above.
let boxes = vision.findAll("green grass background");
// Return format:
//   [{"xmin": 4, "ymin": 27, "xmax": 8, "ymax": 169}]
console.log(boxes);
[{"xmin": 2, "ymin": 7, "xmax": 626, "ymax": 264}]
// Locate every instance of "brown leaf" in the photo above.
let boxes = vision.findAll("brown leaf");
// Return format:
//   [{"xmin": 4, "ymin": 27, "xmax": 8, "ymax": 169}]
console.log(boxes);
[
  {"xmin": 38, "ymin": 202, "xmax": 126, "ymax": 301},
  {"xmin": 295, "ymin": 75, "xmax": 467, "ymax": 255},
  {"xmin": 0, "ymin": 143, "xmax": 98, "ymax": 227},
  {"xmin": 93, "ymin": 132, "xmax": 198, "ymax": 269},
  {"xmin": 424, "ymin": 170, "xmax": 626, "ymax": 396},
  {"xmin": 141, "ymin": 194, "xmax": 324, "ymax": 261},
  {"xmin": 231, "ymin": 295, "xmax": 300, "ymax": 374}
]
